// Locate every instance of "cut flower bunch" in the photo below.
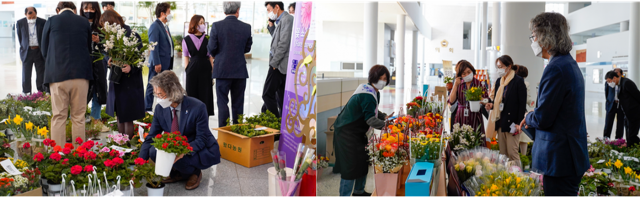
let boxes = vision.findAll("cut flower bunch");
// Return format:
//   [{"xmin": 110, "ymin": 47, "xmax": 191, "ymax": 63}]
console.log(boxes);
[
  {"xmin": 464, "ymin": 170, "xmax": 543, "ymax": 196},
  {"xmin": 368, "ymin": 122, "xmax": 409, "ymax": 173}
]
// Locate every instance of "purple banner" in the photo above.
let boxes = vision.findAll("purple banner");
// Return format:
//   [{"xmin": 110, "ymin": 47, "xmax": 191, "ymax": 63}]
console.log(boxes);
[{"xmin": 278, "ymin": 1, "xmax": 317, "ymax": 168}]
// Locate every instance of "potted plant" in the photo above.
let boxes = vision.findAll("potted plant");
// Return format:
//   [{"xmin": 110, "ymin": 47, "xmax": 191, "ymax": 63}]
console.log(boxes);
[
  {"xmin": 133, "ymin": 158, "xmax": 164, "ymax": 196},
  {"xmin": 42, "ymin": 153, "xmax": 67, "ymax": 192},
  {"xmin": 463, "ymin": 86, "xmax": 484, "ymax": 112},
  {"xmin": 150, "ymin": 131, "xmax": 192, "ymax": 176},
  {"xmin": 444, "ymin": 76, "xmax": 454, "ymax": 91},
  {"xmin": 86, "ymin": 118, "xmax": 102, "ymax": 140},
  {"xmin": 175, "ymin": 45, "xmax": 183, "ymax": 58}
]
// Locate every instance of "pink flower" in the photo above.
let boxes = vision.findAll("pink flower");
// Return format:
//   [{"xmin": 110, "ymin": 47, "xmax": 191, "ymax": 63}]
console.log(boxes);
[{"xmin": 100, "ymin": 147, "xmax": 111, "ymax": 153}]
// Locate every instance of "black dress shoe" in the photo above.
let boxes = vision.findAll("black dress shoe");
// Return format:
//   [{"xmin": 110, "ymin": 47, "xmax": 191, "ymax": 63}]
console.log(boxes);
[{"xmin": 352, "ymin": 192, "xmax": 372, "ymax": 196}]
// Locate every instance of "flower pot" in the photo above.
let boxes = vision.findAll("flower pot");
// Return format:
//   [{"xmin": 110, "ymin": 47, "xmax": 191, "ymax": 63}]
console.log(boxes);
[
  {"xmin": 47, "ymin": 180, "xmax": 62, "ymax": 192},
  {"xmin": 109, "ymin": 65, "xmax": 123, "ymax": 84},
  {"xmin": 154, "ymin": 149, "xmax": 176, "ymax": 177},
  {"xmin": 146, "ymin": 182, "xmax": 165, "ymax": 196},
  {"xmin": 374, "ymin": 173, "xmax": 399, "ymax": 196},
  {"xmin": 468, "ymin": 101, "xmax": 481, "ymax": 112},
  {"xmin": 446, "ymin": 82, "xmax": 453, "ymax": 91},
  {"xmin": 121, "ymin": 186, "xmax": 132, "ymax": 196}
]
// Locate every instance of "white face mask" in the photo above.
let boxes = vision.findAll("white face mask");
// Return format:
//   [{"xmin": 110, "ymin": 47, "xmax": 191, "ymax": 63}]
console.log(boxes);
[
  {"xmin": 373, "ymin": 80, "xmax": 386, "ymax": 90},
  {"xmin": 463, "ymin": 74, "xmax": 474, "ymax": 83},
  {"xmin": 531, "ymin": 41, "xmax": 543, "ymax": 57},
  {"xmin": 27, "ymin": 19, "xmax": 36, "ymax": 24},
  {"xmin": 165, "ymin": 14, "xmax": 173, "ymax": 22},
  {"xmin": 157, "ymin": 97, "xmax": 172, "ymax": 108},
  {"xmin": 497, "ymin": 68, "xmax": 506, "ymax": 77},
  {"xmin": 608, "ymin": 81, "xmax": 616, "ymax": 88},
  {"xmin": 268, "ymin": 11, "xmax": 277, "ymax": 21}
]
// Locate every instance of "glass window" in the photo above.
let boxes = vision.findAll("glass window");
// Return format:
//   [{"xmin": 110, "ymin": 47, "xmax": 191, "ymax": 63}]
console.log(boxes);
[{"xmin": 463, "ymin": 22, "xmax": 472, "ymax": 50}]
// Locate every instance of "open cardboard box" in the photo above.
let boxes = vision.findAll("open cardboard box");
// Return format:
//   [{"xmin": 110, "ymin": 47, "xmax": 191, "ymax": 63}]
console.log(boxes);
[
  {"xmin": 214, "ymin": 125, "xmax": 280, "ymax": 168},
  {"xmin": 15, "ymin": 187, "xmax": 42, "ymax": 196}
]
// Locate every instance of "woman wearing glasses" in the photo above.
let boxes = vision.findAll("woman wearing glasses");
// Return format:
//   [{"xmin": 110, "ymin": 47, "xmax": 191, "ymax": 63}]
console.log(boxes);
[{"xmin": 519, "ymin": 12, "xmax": 589, "ymax": 196}]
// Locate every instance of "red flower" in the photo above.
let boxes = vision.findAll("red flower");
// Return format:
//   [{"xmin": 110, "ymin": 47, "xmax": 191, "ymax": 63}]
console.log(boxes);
[
  {"xmin": 53, "ymin": 145, "xmax": 62, "ymax": 153},
  {"xmin": 50, "ymin": 153, "xmax": 61, "ymax": 161},
  {"xmin": 62, "ymin": 148, "xmax": 71, "ymax": 155},
  {"xmin": 132, "ymin": 151, "xmax": 137, "ymax": 156},
  {"xmin": 188, "ymin": 146, "xmax": 193, "ymax": 151},
  {"xmin": 75, "ymin": 137, "xmax": 83, "ymax": 145},
  {"xmin": 64, "ymin": 143, "xmax": 74, "ymax": 150},
  {"xmin": 109, "ymin": 149, "xmax": 121, "ymax": 157},
  {"xmin": 162, "ymin": 143, "xmax": 168, "ymax": 149},
  {"xmin": 112, "ymin": 157, "xmax": 124, "ymax": 166},
  {"xmin": 70, "ymin": 165, "xmax": 82, "ymax": 175},
  {"xmin": 84, "ymin": 165, "xmax": 94, "ymax": 173},
  {"xmin": 134, "ymin": 158, "xmax": 146, "ymax": 165},
  {"xmin": 173, "ymin": 131, "xmax": 181, "ymax": 135},
  {"xmin": 609, "ymin": 183, "xmax": 615, "ymax": 187},
  {"xmin": 50, "ymin": 140, "xmax": 57, "ymax": 148},
  {"xmin": 182, "ymin": 142, "xmax": 188, "ymax": 146},
  {"xmin": 84, "ymin": 151, "xmax": 97, "ymax": 161},
  {"xmin": 82, "ymin": 140, "xmax": 94, "ymax": 149},
  {"xmin": 176, "ymin": 136, "xmax": 182, "ymax": 141},
  {"xmin": 33, "ymin": 153, "xmax": 44, "ymax": 162},
  {"xmin": 167, "ymin": 138, "xmax": 172, "ymax": 141},
  {"xmin": 155, "ymin": 134, "xmax": 162, "ymax": 139},
  {"xmin": 61, "ymin": 158, "xmax": 69, "ymax": 165},
  {"xmin": 22, "ymin": 142, "xmax": 30, "ymax": 149},
  {"xmin": 104, "ymin": 159, "xmax": 114, "ymax": 168},
  {"xmin": 43, "ymin": 138, "xmax": 51, "ymax": 146},
  {"xmin": 630, "ymin": 186, "xmax": 636, "ymax": 192}
]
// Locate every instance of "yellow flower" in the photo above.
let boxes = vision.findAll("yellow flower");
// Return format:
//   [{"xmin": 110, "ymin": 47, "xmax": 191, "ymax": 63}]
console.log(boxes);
[
  {"xmin": 490, "ymin": 184, "xmax": 499, "ymax": 191},
  {"xmin": 3, "ymin": 116, "xmax": 9, "ymax": 124},
  {"xmin": 12, "ymin": 115, "xmax": 22, "ymax": 125},
  {"xmin": 466, "ymin": 165, "xmax": 473, "ymax": 173},
  {"xmin": 455, "ymin": 164, "xmax": 460, "ymax": 171},
  {"xmin": 516, "ymin": 177, "xmax": 522, "ymax": 183},
  {"xmin": 505, "ymin": 177, "xmax": 511, "ymax": 184},
  {"xmin": 625, "ymin": 166, "xmax": 633, "ymax": 175},
  {"xmin": 615, "ymin": 159, "xmax": 623, "ymax": 169},
  {"xmin": 25, "ymin": 121, "xmax": 33, "ymax": 130},
  {"xmin": 411, "ymin": 138, "xmax": 419, "ymax": 142},
  {"xmin": 420, "ymin": 141, "xmax": 428, "ymax": 146},
  {"xmin": 37, "ymin": 126, "xmax": 49, "ymax": 136}
]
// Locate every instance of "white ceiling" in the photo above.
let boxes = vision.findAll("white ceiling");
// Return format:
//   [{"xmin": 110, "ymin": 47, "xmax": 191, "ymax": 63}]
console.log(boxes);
[{"xmin": 316, "ymin": 2, "xmax": 417, "ymax": 30}]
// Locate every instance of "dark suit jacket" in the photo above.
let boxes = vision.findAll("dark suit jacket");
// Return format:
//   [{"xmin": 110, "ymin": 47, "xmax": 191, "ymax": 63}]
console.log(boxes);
[
  {"xmin": 139, "ymin": 96, "xmax": 221, "ymax": 169},
  {"xmin": 208, "ymin": 16, "xmax": 252, "ymax": 79},
  {"xmin": 41, "ymin": 10, "xmax": 93, "ymax": 85},
  {"xmin": 605, "ymin": 82, "xmax": 617, "ymax": 112},
  {"xmin": 16, "ymin": 17, "xmax": 45, "ymax": 62},
  {"xmin": 490, "ymin": 75, "xmax": 527, "ymax": 131},
  {"xmin": 525, "ymin": 54, "xmax": 589, "ymax": 177},
  {"xmin": 148, "ymin": 19, "xmax": 173, "ymax": 71},
  {"xmin": 618, "ymin": 77, "xmax": 640, "ymax": 116}
]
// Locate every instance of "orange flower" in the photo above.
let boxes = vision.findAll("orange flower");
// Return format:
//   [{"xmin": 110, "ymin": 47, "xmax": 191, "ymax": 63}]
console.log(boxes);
[{"xmin": 53, "ymin": 145, "xmax": 62, "ymax": 153}]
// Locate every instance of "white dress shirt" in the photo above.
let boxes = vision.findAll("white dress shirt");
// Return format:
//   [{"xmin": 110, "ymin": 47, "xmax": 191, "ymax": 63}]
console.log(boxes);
[
  {"xmin": 28, "ymin": 20, "xmax": 38, "ymax": 46},
  {"xmin": 162, "ymin": 22, "xmax": 174, "ymax": 57}
]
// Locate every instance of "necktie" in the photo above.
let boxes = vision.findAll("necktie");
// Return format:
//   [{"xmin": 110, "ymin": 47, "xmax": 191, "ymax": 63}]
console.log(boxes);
[{"xmin": 171, "ymin": 108, "xmax": 179, "ymax": 132}]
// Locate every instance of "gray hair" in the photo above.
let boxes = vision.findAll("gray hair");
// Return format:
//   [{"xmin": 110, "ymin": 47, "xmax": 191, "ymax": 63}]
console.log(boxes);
[
  {"xmin": 529, "ymin": 12, "xmax": 572, "ymax": 56},
  {"xmin": 149, "ymin": 71, "xmax": 186, "ymax": 104},
  {"xmin": 223, "ymin": 2, "xmax": 241, "ymax": 15}
]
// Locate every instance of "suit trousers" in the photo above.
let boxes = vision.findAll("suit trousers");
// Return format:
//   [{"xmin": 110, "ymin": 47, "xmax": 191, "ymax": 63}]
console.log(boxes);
[
  {"xmin": 145, "ymin": 57, "xmax": 174, "ymax": 111},
  {"xmin": 22, "ymin": 48, "xmax": 45, "ymax": 93},
  {"xmin": 625, "ymin": 113, "xmax": 640, "ymax": 147},
  {"xmin": 262, "ymin": 67, "xmax": 286, "ymax": 118},
  {"xmin": 50, "ymin": 79, "xmax": 88, "ymax": 146},
  {"xmin": 543, "ymin": 175, "xmax": 582, "ymax": 196},
  {"xmin": 604, "ymin": 102, "xmax": 625, "ymax": 139},
  {"xmin": 216, "ymin": 79, "xmax": 246, "ymax": 127},
  {"xmin": 498, "ymin": 130, "xmax": 521, "ymax": 163}
]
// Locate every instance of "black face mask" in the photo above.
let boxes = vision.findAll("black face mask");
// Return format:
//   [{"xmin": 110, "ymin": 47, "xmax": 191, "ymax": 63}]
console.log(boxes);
[{"xmin": 83, "ymin": 11, "xmax": 95, "ymax": 19}]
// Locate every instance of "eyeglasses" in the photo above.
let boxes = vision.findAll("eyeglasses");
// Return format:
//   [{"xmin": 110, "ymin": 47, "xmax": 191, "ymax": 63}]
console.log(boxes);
[
  {"xmin": 153, "ymin": 92, "xmax": 166, "ymax": 99},
  {"xmin": 529, "ymin": 35, "xmax": 536, "ymax": 43}
]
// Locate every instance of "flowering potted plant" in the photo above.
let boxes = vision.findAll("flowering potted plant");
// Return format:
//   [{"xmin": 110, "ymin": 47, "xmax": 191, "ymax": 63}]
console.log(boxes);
[
  {"xmin": 41, "ymin": 152, "xmax": 67, "ymax": 192},
  {"xmin": 449, "ymin": 123, "xmax": 485, "ymax": 152},
  {"xmin": 463, "ymin": 86, "xmax": 484, "ymax": 112},
  {"xmin": 444, "ymin": 76, "xmax": 454, "ymax": 91},
  {"xmin": 92, "ymin": 22, "xmax": 157, "ymax": 83},
  {"xmin": 150, "ymin": 131, "xmax": 192, "ymax": 176},
  {"xmin": 580, "ymin": 165, "xmax": 616, "ymax": 196},
  {"xmin": 133, "ymin": 157, "xmax": 165, "ymax": 196}
]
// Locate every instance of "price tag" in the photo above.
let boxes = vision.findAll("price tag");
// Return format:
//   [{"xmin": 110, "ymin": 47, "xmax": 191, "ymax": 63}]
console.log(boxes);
[
  {"xmin": 133, "ymin": 121, "xmax": 149, "ymax": 126},
  {"xmin": 596, "ymin": 159, "xmax": 605, "ymax": 164},
  {"xmin": 255, "ymin": 127, "xmax": 268, "ymax": 131},
  {"xmin": 23, "ymin": 106, "xmax": 33, "ymax": 111},
  {"xmin": 138, "ymin": 126, "xmax": 144, "ymax": 142},
  {"xmin": 0, "ymin": 159, "xmax": 22, "ymax": 175},
  {"xmin": 110, "ymin": 145, "xmax": 133, "ymax": 153},
  {"xmin": 603, "ymin": 169, "xmax": 612, "ymax": 174}
]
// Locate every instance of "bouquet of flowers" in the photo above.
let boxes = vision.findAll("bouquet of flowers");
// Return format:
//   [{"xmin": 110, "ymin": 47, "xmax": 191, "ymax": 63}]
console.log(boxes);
[
  {"xmin": 454, "ymin": 148, "xmax": 509, "ymax": 183},
  {"xmin": 317, "ymin": 155, "xmax": 329, "ymax": 169},
  {"xmin": 368, "ymin": 125, "xmax": 409, "ymax": 174},
  {"xmin": 463, "ymin": 170, "xmax": 543, "ymax": 196},
  {"xmin": 449, "ymin": 123, "xmax": 485, "ymax": 152}
]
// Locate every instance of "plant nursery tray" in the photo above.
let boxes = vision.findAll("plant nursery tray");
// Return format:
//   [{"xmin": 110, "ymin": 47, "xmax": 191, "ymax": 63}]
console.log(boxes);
[{"xmin": 214, "ymin": 125, "xmax": 280, "ymax": 168}]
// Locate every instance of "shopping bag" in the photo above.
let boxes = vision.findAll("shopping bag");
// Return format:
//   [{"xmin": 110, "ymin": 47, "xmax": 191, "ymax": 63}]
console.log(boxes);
[{"xmin": 374, "ymin": 173, "xmax": 398, "ymax": 196}]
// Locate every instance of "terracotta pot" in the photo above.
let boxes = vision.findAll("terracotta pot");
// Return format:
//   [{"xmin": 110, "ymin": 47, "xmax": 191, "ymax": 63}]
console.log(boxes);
[{"xmin": 446, "ymin": 82, "xmax": 453, "ymax": 90}]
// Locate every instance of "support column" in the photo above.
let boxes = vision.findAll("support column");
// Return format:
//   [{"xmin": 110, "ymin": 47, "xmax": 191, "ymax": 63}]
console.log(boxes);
[
  {"xmin": 500, "ymin": 2, "xmax": 545, "ymax": 100},
  {"xmin": 411, "ymin": 31, "xmax": 418, "ymax": 86},
  {"xmin": 481, "ymin": 2, "xmax": 488, "ymax": 69},
  {"xmin": 621, "ymin": 21, "xmax": 629, "ymax": 32},
  {"xmin": 363, "ymin": 2, "xmax": 378, "ymax": 76},
  {"xmin": 395, "ymin": 14, "xmax": 406, "ymax": 113},
  {"xmin": 629, "ymin": 3, "xmax": 640, "ymax": 82},
  {"xmin": 489, "ymin": 2, "xmax": 501, "ymax": 84}
]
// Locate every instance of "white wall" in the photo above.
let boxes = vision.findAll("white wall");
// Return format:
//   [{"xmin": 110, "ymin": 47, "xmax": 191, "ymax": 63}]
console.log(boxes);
[
  {"xmin": 586, "ymin": 31, "xmax": 629, "ymax": 63},
  {"xmin": 566, "ymin": 3, "xmax": 630, "ymax": 35},
  {"xmin": 424, "ymin": 5, "xmax": 476, "ymax": 65}
]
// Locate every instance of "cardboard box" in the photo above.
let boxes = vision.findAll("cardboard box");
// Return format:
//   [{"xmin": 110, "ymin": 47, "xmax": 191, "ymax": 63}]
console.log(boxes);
[
  {"xmin": 16, "ymin": 187, "xmax": 42, "ymax": 196},
  {"xmin": 214, "ymin": 125, "xmax": 280, "ymax": 168},
  {"xmin": 325, "ymin": 131, "xmax": 335, "ymax": 164},
  {"xmin": 434, "ymin": 86, "xmax": 447, "ymax": 101},
  {"xmin": 405, "ymin": 162, "xmax": 435, "ymax": 196},
  {"xmin": 327, "ymin": 116, "xmax": 337, "ymax": 132}
]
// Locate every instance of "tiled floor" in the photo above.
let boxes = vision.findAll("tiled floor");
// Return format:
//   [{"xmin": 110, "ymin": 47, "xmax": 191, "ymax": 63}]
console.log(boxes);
[{"xmin": 0, "ymin": 37, "xmax": 275, "ymax": 196}]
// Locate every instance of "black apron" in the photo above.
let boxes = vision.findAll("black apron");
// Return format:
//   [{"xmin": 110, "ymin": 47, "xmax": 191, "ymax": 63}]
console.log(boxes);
[{"xmin": 184, "ymin": 35, "xmax": 214, "ymax": 116}]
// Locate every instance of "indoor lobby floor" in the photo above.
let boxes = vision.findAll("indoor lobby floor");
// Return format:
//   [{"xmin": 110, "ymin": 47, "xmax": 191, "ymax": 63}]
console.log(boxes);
[{"xmin": 0, "ymin": 37, "xmax": 274, "ymax": 196}]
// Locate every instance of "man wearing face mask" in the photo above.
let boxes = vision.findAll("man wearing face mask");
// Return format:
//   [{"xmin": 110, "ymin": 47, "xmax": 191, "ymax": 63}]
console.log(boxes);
[
  {"xmin": 518, "ymin": 12, "xmax": 589, "ymax": 196},
  {"xmin": 605, "ymin": 71, "xmax": 640, "ymax": 147},
  {"xmin": 16, "ymin": 6, "xmax": 46, "ymax": 94},
  {"xmin": 145, "ymin": 2, "xmax": 174, "ymax": 112},
  {"xmin": 42, "ymin": 2, "xmax": 93, "ymax": 146},
  {"xmin": 262, "ymin": 2, "xmax": 293, "ymax": 118},
  {"xmin": 333, "ymin": 65, "xmax": 394, "ymax": 196},
  {"xmin": 604, "ymin": 68, "xmax": 627, "ymax": 140}
]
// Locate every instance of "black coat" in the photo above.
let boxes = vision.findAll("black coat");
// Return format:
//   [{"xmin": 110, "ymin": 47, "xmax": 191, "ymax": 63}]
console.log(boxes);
[
  {"xmin": 490, "ymin": 75, "xmax": 527, "ymax": 132},
  {"xmin": 41, "ymin": 10, "xmax": 93, "ymax": 85},
  {"xmin": 16, "ymin": 17, "xmax": 45, "ymax": 62},
  {"xmin": 105, "ymin": 25, "xmax": 145, "ymax": 123},
  {"xmin": 618, "ymin": 77, "xmax": 640, "ymax": 117}
]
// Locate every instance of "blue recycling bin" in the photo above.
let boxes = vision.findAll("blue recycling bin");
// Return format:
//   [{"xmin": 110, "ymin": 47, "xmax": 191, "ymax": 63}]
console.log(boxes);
[{"xmin": 405, "ymin": 162, "xmax": 435, "ymax": 196}]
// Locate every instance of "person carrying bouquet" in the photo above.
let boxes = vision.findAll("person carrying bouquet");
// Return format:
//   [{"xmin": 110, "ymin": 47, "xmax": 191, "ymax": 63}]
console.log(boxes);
[{"xmin": 333, "ymin": 65, "xmax": 394, "ymax": 196}]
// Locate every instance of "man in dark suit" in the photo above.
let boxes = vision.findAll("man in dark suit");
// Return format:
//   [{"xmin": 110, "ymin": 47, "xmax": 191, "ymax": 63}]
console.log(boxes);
[
  {"xmin": 145, "ymin": 2, "xmax": 174, "ymax": 112},
  {"xmin": 208, "ymin": 2, "xmax": 252, "ymax": 127},
  {"xmin": 41, "ymin": 2, "xmax": 92, "ymax": 146},
  {"xmin": 605, "ymin": 71, "xmax": 640, "ymax": 146},
  {"xmin": 140, "ymin": 71, "xmax": 220, "ymax": 190},
  {"xmin": 604, "ymin": 68, "xmax": 626, "ymax": 139},
  {"xmin": 263, "ymin": 2, "xmax": 293, "ymax": 118},
  {"xmin": 16, "ymin": 7, "xmax": 46, "ymax": 94}
]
